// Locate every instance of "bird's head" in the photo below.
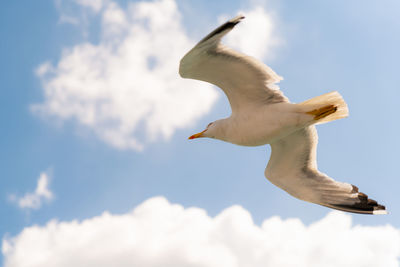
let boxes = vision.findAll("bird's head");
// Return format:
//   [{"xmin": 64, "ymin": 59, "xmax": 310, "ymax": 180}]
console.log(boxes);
[{"xmin": 188, "ymin": 122, "xmax": 218, "ymax": 140}]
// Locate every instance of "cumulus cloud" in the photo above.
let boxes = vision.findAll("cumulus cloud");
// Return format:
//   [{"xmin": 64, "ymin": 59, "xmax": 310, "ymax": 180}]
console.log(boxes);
[
  {"xmin": 33, "ymin": 0, "xmax": 279, "ymax": 150},
  {"xmin": 9, "ymin": 172, "xmax": 53, "ymax": 210},
  {"xmin": 3, "ymin": 197, "xmax": 400, "ymax": 267},
  {"xmin": 33, "ymin": 0, "xmax": 219, "ymax": 151}
]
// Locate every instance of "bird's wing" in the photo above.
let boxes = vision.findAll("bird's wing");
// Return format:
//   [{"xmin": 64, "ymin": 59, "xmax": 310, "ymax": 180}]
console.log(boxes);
[
  {"xmin": 179, "ymin": 15, "xmax": 288, "ymax": 113},
  {"xmin": 265, "ymin": 126, "xmax": 386, "ymax": 214}
]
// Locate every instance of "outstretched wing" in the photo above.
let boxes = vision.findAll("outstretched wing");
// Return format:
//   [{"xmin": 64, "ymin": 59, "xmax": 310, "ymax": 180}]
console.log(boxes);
[
  {"xmin": 179, "ymin": 15, "xmax": 288, "ymax": 113},
  {"xmin": 265, "ymin": 126, "xmax": 386, "ymax": 215}
]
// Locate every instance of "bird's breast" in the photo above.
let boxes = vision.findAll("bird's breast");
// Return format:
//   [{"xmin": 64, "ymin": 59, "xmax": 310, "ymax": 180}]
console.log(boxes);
[{"xmin": 224, "ymin": 104, "xmax": 305, "ymax": 146}]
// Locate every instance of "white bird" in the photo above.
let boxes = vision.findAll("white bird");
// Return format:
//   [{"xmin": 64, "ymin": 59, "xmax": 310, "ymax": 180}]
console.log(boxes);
[{"xmin": 179, "ymin": 15, "xmax": 386, "ymax": 215}]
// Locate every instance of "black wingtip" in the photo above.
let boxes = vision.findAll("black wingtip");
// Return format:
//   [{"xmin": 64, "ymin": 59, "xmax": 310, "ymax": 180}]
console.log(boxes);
[
  {"xmin": 198, "ymin": 15, "xmax": 245, "ymax": 44},
  {"xmin": 327, "ymin": 185, "xmax": 387, "ymax": 215}
]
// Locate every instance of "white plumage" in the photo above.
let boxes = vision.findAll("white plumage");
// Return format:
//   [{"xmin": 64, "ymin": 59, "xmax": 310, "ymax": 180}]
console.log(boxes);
[{"xmin": 180, "ymin": 15, "xmax": 386, "ymax": 214}]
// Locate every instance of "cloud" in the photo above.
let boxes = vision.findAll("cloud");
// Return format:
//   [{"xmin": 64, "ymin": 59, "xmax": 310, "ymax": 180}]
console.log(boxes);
[
  {"xmin": 74, "ymin": 0, "xmax": 105, "ymax": 13},
  {"xmin": 33, "ymin": 0, "xmax": 219, "ymax": 151},
  {"xmin": 3, "ymin": 197, "xmax": 400, "ymax": 267},
  {"xmin": 33, "ymin": 0, "xmax": 279, "ymax": 150},
  {"xmin": 9, "ymin": 172, "xmax": 53, "ymax": 210}
]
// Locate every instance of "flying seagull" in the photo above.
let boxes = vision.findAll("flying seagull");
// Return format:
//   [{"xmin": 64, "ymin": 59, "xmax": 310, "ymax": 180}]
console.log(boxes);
[{"xmin": 179, "ymin": 15, "xmax": 386, "ymax": 215}]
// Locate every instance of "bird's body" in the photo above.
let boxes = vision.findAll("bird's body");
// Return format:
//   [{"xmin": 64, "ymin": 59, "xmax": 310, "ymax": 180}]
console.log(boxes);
[
  {"xmin": 207, "ymin": 103, "xmax": 309, "ymax": 146},
  {"xmin": 180, "ymin": 16, "xmax": 386, "ymax": 214}
]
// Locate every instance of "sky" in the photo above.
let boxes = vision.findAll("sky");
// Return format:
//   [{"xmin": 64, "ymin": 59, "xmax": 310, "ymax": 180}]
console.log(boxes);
[{"xmin": 1, "ymin": 0, "xmax": 400, "ymax": 266}]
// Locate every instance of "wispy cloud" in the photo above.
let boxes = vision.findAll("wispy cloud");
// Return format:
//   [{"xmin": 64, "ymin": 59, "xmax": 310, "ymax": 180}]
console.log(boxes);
[
  {"xmin": 74, "ymin": 0, "xmax": 105, "ymax": 13},
  {"xmin": 55, "ymin": 0, "xmax": 105, "ymax": 26},
  {"xmin": 3, "ymin": 197, "xmax": 400, "ymax": 267},
  {"xmin": 9, "ymin": 172, "xmax": 53, "ymax": 210},
  {"xmin": 33, "ymin": 0, "xmax": 279, "ymax": 151}
]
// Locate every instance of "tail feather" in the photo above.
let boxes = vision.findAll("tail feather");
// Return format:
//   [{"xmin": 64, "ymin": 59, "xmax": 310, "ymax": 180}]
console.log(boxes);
[{"xmin": 299, "ymin": 91, "xmax": 349, "ymax": 124}]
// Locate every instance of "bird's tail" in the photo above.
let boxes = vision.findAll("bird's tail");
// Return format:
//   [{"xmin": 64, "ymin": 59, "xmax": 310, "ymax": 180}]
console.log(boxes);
[{"xmin": 299, "ymin": 91, "xmax": 349, "ymax": 124}]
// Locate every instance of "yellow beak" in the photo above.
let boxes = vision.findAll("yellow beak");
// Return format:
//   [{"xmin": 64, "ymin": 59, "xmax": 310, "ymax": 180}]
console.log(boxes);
[{"xmin": 188, "ymin": 129, "xmax": 207, "ymax": 140}]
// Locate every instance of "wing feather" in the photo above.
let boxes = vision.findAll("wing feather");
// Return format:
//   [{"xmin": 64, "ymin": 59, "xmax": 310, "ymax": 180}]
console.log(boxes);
[
  {"xmin": 265, "ymin": 126, "xmax": 386, "ymax": 215},
  {"xmin": 179, "ymin": 16, "xmax": 288, "ymax": 112}
]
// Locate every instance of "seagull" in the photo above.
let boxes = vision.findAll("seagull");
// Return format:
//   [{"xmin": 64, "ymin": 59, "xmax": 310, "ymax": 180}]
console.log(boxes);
[{"xmin": 179, "ymin": 15, "xmax": 386, "ymax": 215}]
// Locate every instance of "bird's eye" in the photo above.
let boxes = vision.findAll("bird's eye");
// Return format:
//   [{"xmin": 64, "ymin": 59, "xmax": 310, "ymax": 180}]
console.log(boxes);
[{"xmin": 207, "ymin": 122, "xmax": 213, "ymax": 128}]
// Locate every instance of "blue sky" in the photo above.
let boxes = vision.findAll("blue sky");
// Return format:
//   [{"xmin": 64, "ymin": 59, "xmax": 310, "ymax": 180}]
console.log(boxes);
[{"xmin": 1, "ymin": 0, "xmax": 400, "ymax": 266}]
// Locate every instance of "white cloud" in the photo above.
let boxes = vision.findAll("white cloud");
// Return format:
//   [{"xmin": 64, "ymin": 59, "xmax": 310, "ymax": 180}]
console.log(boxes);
[
  {"xmin": 9, "ymin": 172, "xmax": 53, "ymax": 210},
  {"xmin": 33, "ymin": 0, "xmax": 279, "ymax": 150},
  {"xmin": 33, "ymin": 0, "xmax": 220, "ymax": 151},
  {"xmin": 3, "ymin": 197, "xmax": 400, "ymax": 267}
]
